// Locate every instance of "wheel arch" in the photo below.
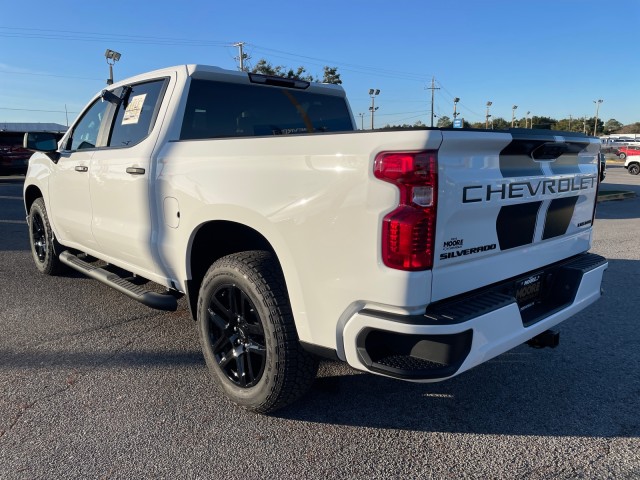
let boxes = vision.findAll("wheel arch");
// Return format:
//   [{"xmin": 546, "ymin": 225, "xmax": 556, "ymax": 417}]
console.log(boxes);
[
  {"xmin": 24, "ymin": 184, "xmax": 44, "ymax": 214},
  {"xmin": 184, "ymin": 220, "xmax": 308, "ymax": 337}
]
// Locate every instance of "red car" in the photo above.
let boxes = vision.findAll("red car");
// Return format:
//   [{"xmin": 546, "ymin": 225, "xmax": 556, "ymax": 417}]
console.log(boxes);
[
  {"xmin": 0, "ymin": 131, "xmax": 64, "ymax": 175},
  {"xmin": 616, "ymin": 145, "xmax": 640, "ymax": 160},
  {"xmin": 0, "ymin": 134, "xmax": 32, "ymax": 175}
]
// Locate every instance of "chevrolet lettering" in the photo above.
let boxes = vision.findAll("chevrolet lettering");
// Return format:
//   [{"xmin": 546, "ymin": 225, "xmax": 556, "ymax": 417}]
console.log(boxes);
[{"xmin": 462, "ymin": 174, "xmax": 598, "ymax": 203}]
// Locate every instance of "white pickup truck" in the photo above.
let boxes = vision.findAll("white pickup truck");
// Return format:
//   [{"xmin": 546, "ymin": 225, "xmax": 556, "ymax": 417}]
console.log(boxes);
[{"xmin": 24, "ymin": 65, "xmax": 608, "ymax": 413}]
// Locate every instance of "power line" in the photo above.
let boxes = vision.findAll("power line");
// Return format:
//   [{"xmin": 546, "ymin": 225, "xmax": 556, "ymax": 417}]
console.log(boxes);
[
  {"xmin": 434, "ymin": 77, "xmax": 484, "ymax": 120},
  {"xmin": 247, "ymin": 44, "xmax": 431, "ymax": 83},
  {"xmin": 0, "ymin": 107, "xmax": 79, "ymax": 114},
  {"xmin": 0, "ymin": 26, "xmax": 496, "ymax": 123},
  {"xmin": 374, "ymin": 109, "xmax": 426, "ymax": 117},
  {"xmin": 0, "ymin": 26, "xmax": 232, "ymax": 47},
  {"xmin": 0, "ymin": 69, "xmax": 102, "ymax": 81},
  {"xmin": 1, "ymin": 26, "xmax": 436, "ymax": 85}
]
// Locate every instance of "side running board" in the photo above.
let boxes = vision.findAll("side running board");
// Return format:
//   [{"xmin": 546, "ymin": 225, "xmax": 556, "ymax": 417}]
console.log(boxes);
[{"xmin": 59, "ymin": 250, "xmax": 178, "ymax": 311}]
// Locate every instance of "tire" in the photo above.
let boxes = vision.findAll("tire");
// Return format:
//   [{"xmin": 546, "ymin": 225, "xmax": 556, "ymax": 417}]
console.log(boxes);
[
  {"xmin": 197, "ymin": 250, "xmax": 318, "ymax": 413},
  {"xmin": 619, "ymin": 152, "xmax": 627, "ymax": 160},
  {"xmin": 628, "ymin": 163, "xmax": 640, "ymax": 175},
  {"xmin": 28, "ymin": 198, "xmax": 63, "ymax": 275}
]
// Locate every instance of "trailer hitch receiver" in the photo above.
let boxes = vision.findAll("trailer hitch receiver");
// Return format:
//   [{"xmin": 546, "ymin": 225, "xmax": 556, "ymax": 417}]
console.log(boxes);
[{"xmin": 526, "ymin": 329, "xmax": 560, "ymax": 349}]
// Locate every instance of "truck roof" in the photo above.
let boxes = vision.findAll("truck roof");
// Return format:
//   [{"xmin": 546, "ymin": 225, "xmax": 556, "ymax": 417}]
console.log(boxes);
[{"xmin": 108, "ymin": 64, "xmax": 347, "ymax": 97}]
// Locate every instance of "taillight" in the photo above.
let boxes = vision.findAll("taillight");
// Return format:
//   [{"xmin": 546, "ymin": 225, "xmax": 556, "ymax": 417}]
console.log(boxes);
[{"xmin": 374, "ymin": 151, "xmax": 438, "ymax": 271}]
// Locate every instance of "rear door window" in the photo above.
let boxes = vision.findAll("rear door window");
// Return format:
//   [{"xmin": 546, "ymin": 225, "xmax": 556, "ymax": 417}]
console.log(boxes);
[
  {"xmin": 108, "ymin": 79, "xmax": 167, "ymax": 148},
  {"xmin": 180, "ymin": 79, "xmax": 353, "ymax": 140}
]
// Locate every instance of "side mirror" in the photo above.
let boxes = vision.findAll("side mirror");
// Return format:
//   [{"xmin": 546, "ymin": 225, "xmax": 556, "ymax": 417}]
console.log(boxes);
[{"xmin": 23, "ymin": 132, "xmax": 60, "ymax": 162}]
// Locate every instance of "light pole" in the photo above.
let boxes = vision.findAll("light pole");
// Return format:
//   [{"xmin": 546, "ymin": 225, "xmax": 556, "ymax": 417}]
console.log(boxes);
[
  {"xmin": 358, "ymin": 113, "xmax": 365, "ymax": 130},
  {"xmin": 369, "ymin": 89, "xmax": 380, "ymax": 130},
  {"xmin": 511, "ymin": 105, "xmax": 518, "ymax": 127},
  {"xmin": 526, "ymin": 111, "xmax": 531, "ymax": 129},
  {"xmin": 485, "ymin": 101, "xmax": 492, "ymax": 129},
  {"xmin": 105, "ymin": 49, "xmax": 121, "ymax": 85},
  {"xmin": 453, "ymin": 97, "xmax": 460, "ymax": 121},
  {"xmin": 593, "ymin": 99, "xmax": 603, "ymax": 136}
]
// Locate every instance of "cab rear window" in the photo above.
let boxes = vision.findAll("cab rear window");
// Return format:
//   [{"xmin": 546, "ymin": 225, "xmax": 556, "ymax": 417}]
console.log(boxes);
[{"xmin": 180, "ymin": 79, "xmax": 353, "ymax": 140}]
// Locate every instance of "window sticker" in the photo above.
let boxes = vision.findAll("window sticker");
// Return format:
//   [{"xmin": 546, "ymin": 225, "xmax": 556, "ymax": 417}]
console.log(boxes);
[{"xmin": 122, "ymin": 94, "xmax": 147, "ymax": 125}]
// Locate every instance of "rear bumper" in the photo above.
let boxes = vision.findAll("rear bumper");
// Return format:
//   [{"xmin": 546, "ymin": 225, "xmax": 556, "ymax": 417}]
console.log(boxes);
[{"xmin": 341, "ymin": 253, "xmax": 607, "ymax": 382}]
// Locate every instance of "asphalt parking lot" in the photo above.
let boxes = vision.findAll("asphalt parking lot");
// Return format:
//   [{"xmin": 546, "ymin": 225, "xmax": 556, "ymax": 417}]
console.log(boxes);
[{"xmin": 1, "ymin": 165, "xmax": 639, "ymax": 479}]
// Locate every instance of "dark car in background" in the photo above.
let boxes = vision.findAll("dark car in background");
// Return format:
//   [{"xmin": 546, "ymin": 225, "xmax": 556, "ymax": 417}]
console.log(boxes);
[
  {"xmin": 0, "ymin": 130, "xmax": 65, "ymax": 175},
  {"xmin": 0, "ymin": 133, "xmax": 32, "ymax": 175}
]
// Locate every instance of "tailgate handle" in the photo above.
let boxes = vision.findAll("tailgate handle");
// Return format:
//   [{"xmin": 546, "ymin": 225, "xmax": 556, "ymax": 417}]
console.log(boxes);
[
  {"xmin": 74, "ymin": 165, "xmax": 88, "ymax": 173},
  {"xmin": 531, "ymin": 142, "xmax": 569, "ymax": 161},
  {"xmin": 126, "ymin": 167, "xmax": 146, "ymax": 175}
]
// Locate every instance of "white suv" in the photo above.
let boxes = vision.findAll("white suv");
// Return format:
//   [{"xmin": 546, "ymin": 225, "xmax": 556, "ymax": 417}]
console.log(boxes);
[{"xmin": 624, "ymin": 155, "xmax": 640, "ymax": 175}]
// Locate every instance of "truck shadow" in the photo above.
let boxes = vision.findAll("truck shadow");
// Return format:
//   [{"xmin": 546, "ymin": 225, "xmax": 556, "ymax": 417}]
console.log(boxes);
[{"xmin": 279, "ymin": 258, "xmax": 639, "ymax": 438}]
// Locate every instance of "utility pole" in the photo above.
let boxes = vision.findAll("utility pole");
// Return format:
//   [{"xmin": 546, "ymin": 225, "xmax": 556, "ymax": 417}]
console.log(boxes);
[
  {"xmin": 511, "ymin": 105, "xmax": 518, "ymax": 127},
  {"xmin": 358, "ymin": 113, "xmax": 365, "ymax": 130},
  {"xmin": 526, "ymin": 111, "xmax": 531, "ymax": 129},
  {"xmin": 569, "ymin": 114, "xmax": 573, "ymax": 131},
  {"xmin": 64, "ymin": 104, "xmax": 69, "ymax": 127},
  {"xmin": 233, "ymin": 42, "xmax": 249, "ymax": 71},
  {"xmin": 426, "ymin": 77, "xmax": 440, "ymax": 127},
  {"xmin": 583, "ymin": 117, "xmax": 587, "ymax": 134},
  {"xmin": 485, "ymin": 101, "xmax": 492, "ymax": 129}
]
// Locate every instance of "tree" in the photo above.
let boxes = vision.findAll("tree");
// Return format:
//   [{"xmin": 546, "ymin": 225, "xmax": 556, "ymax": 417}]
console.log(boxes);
[
  {"xmin": 490, "ymin": 117, "xmax": 510, "ymax": 130},
  {"xmin": 616, "ymin": 123, "xmax": 640, "ymax": 134},
  {"xmin": 531, "ymin": 116, "xmax": 556, "ymax": 130},
  {"xmin": 604, "ymin": 119, "xmax": 623, "ymax": 134},
  {"xmin": 553, "ymin": 118, "xmax": 578, "ymax": 132},
  {"xmin": 251, "ymin": 58, "xmax": 281, "ymax": 76},
  {"xmin": 381, "ymin": 120, "xmax": 428, "ymax": 130},
  {"xmin": 436, "ymin": 115, "xmax": 452, "ymax": 128},
  {"xmin": 285, "ymin": 66, "xmax": 314, "ymax": 82},
  {"xmin": 321, "ymin": 66, "xmax": 342, "ymax": 85},
  {"xmin": 250, "ymin": 59, "xmax": 342, "ymax": 84}
]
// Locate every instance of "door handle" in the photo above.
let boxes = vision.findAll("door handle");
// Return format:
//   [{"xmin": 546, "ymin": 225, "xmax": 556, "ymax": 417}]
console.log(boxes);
[
  {"xmin": 75, "ymin": 165, "xmax": 88, "ymax": 172},
  {"xmin": 126, "ymin": 167, "xmax": 146, "ymax": 175}
]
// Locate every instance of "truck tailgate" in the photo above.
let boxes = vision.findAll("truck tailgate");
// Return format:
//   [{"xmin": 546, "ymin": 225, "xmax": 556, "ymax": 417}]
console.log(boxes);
[{"xmin": 432, "ymin": 129, "xmax": 601, "ymax": 302}]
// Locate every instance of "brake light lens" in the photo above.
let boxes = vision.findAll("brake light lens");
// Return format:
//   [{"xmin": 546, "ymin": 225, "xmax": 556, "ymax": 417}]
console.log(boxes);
[{"xmin": 374, "ymin": 151, "xmax": 438, "ymax": 271}]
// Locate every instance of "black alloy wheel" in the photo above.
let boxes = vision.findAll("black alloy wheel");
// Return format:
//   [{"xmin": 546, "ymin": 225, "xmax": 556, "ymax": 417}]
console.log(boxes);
[
  {"xmin": 206, "ymin": 284, "xmax": 266, "ymax": 388},
  {"xmin": 197, "ymin": 251, "xmax": 318, "ymax": 413},
  {"xmin": 628, "ymin": 163, "xmax": 640, "ymax": 175},
  {"xmin": 31, "ymin": 211, "xmax": 47, "ymax": 263},
  {"xmin": 28, "ymin": 198, "xmax": 63, "ymax": 275}
]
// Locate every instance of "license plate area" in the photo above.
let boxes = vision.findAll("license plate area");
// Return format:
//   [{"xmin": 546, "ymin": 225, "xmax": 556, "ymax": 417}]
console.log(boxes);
[
  {"xmin": 515, "ymin": 272, "xmax": 544, "ymax": 313},
  {"xmin": 513, "ymin": 264, "xmax": 582, "ymax": 327},
  {"xmin": 514, "ymin": 270, "xmax": 555, "ymax": 327}
]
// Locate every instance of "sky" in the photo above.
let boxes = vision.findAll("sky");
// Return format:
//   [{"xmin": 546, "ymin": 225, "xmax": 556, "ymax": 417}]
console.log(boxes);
[{"xmin": 1, "ymin": 0, "xmax": 639, "ymax": 130}]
